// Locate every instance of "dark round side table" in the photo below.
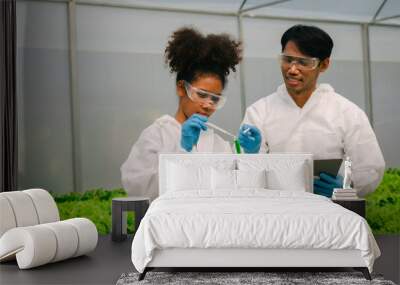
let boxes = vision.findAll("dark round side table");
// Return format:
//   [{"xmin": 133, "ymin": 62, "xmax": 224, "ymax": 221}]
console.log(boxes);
[{"xmin": 111, "ymin": 197, "xmax": 150, "ymax": 242}]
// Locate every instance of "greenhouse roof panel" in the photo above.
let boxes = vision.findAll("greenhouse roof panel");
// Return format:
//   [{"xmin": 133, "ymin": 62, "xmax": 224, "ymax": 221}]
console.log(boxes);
[
  {"xmin": 80, "ymin": 0, "xmax": 243, "ymax": 13},
  {"xmin": 242, "ymin": 0, "xmax": 383, "ymax": 23},
  {"xmin": 375, "ymin": 0, "xmax": 400, "ymax": 22},
  {"xmin": 73, "ymin": 0, "xmax": 400, "ymax": 25}
]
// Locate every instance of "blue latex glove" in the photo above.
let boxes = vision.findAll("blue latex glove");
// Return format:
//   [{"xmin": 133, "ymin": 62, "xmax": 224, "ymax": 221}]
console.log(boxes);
[
  {"xmin": 314, "ymin": 172, "xmax": 343, "ymax": 198},
  {"xmin": 238, "ymin": 124, "xmax": 261, "ymax": 153},
  {"xmin": 180, "ymin": 114, "xmax": 208, "ymax": 152}
]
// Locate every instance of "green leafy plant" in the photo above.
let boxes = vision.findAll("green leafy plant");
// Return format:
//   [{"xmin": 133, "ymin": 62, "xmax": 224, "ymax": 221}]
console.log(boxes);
[
  {"xmin": 366, "ymin": 168, "xmax": 400, "ymax": 234},
  {"xmin": 53, "ymin": 188, "xmax": 135, "ymax": 235}
]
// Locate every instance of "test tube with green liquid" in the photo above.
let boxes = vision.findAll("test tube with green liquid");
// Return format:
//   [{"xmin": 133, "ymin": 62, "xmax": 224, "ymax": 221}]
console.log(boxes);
[
  {"xmin": 234, "ymin": 138, "xmax": 241, "ymax": 154},
  {"xmin": 204, "ymin": 122, "xmax": 242, "ymax": 154}
]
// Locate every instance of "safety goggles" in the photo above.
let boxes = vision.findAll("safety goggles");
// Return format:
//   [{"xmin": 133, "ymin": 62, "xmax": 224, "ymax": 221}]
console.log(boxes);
[
  {"xmin": 278, "ymin": 54, "xmax": 320, "ymax": 71},
  {"xmin": 184, "ymin": 81, "xmax": 226, "ymax": 109}
]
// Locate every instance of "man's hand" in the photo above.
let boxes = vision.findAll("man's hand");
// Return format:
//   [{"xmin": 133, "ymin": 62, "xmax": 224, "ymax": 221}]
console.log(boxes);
[
  {"xmin": 238, "ymin": 124, "xmax": 261, "ymax": 153},
  {"xmin": 314, "ymin": 172, "xmax": 343, "ymax": 197}
]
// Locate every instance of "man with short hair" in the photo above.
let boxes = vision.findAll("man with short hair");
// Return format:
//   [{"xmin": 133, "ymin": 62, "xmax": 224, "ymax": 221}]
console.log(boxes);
[{"xmin": 239, "ymin": 25, "xmax": 385, "ymax": 197}]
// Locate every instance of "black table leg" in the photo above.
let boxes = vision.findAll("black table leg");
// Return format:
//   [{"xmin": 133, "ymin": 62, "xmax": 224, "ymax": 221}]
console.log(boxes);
[
  {"xmin": 112, "ymin": 202, "xmax": 126, "ymax": 241},
  {"xmin": 134, "ymin": 201, "xmax": 149, "ymax": 233}
]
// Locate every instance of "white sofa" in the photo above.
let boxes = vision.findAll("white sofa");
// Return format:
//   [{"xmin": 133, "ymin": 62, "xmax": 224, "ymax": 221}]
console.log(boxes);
[{"xmin": 0, "ymin": 189, "xmax": 98, "ymax": 269}]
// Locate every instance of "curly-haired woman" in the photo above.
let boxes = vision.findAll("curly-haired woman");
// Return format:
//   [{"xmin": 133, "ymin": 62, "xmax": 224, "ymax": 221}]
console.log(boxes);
[{"xmin": 121, "ymin": 27, "xmax": 250, "ymax": 200}]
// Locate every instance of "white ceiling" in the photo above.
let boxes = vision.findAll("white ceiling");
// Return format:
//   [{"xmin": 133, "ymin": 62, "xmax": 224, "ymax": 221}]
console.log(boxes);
[{"xmin": 79, "ymin": 0, "xmax": 400, "ymax": 25}]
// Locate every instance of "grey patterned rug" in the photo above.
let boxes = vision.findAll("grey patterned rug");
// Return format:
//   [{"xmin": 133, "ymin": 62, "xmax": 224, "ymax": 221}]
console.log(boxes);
[{"xmin": 116, "ymin": 271, "xmax": 396, "ymax": 285}]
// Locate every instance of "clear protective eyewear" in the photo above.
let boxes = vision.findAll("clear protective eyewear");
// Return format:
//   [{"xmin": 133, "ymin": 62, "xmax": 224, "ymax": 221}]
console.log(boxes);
[
  {"xmin": 184, "ymin": 81, "xmax": 226, "ymax": 109},
  {"xmin": 278, "ymin": 53, "xmax": 320, "ymax": 71}
]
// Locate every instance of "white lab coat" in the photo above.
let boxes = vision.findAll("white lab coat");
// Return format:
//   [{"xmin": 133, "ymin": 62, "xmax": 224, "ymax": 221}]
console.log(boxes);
[
  {"xmin": 121, "ymin": 115, "xmax": 232, "ymax": 201},
  {"xmin": 243, "ymin": 84, "xmax": 385, "ymax": 197}
]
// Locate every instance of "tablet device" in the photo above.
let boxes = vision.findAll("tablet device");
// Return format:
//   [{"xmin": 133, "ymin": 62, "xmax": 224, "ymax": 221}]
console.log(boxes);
[{"xmin": 313, "ymin": 159, "xmax": 342, "ymax": 177}]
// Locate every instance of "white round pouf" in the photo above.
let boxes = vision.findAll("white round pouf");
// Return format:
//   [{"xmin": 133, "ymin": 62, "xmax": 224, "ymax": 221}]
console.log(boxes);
[
  {"xmin": 0, "ymin": 226, "xmax": 57, "ymax": 269},
  {"xmin": 63, "ymin": 218, "xmax": 98, "ymax": 257},
  {"xmin": 24, "ymin": 189, "xmax": 60, "ymax": 223},
  {"xmin": 0, "ymin": 189, "xmax": 98, "ymax": 269},
  {"xmin": 1, "ymin": 191, "xmax": 39, "ymax": 227},
  {"xmin": 0, "ymin": 196, "xmax": 17, "ymax": 237},
  {"xmin": 42, "ymin": 221, "xmax": 79, "ymax": 262}
]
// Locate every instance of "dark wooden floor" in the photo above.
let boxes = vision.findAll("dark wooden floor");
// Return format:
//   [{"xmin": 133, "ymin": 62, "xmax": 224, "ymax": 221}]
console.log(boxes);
[
  {"xmin": 0, "ymin": 235, "xmax": 134, "ymax": 285},
  {"xmin": 0, "ymin": 235, "xmax": 398, "ymax": 285},
  {"xmin": 375, "ymin": 235, "xmax": 400, "ymax": 284}
]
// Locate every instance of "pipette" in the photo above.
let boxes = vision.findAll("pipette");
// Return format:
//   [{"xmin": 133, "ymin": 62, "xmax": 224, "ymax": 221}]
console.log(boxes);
[
  {"xmin": 205, "ymin": 122, "xmax": 242, "ymax": 154},
  {"xmin": 205, "ymin": 122, "xmax": 236, "ymax": 139}
]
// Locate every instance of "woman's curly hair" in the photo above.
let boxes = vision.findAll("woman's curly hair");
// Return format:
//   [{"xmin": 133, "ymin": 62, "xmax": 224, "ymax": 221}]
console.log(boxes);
[{"xmin": 165, "ymin": 27, "xmax": 242, "ymax": 88}]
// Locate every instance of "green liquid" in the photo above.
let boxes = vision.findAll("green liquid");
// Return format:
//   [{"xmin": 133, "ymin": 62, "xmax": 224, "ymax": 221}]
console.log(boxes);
[{"xmin": 234, "ymin": 139, "xmax": 241, "ymax": 154}]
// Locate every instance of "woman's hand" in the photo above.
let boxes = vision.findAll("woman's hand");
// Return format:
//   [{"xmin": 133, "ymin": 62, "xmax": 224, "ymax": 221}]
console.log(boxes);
[{"xmin": 180, "ymin": 114, "xmax": 208, "ymax": 152}]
